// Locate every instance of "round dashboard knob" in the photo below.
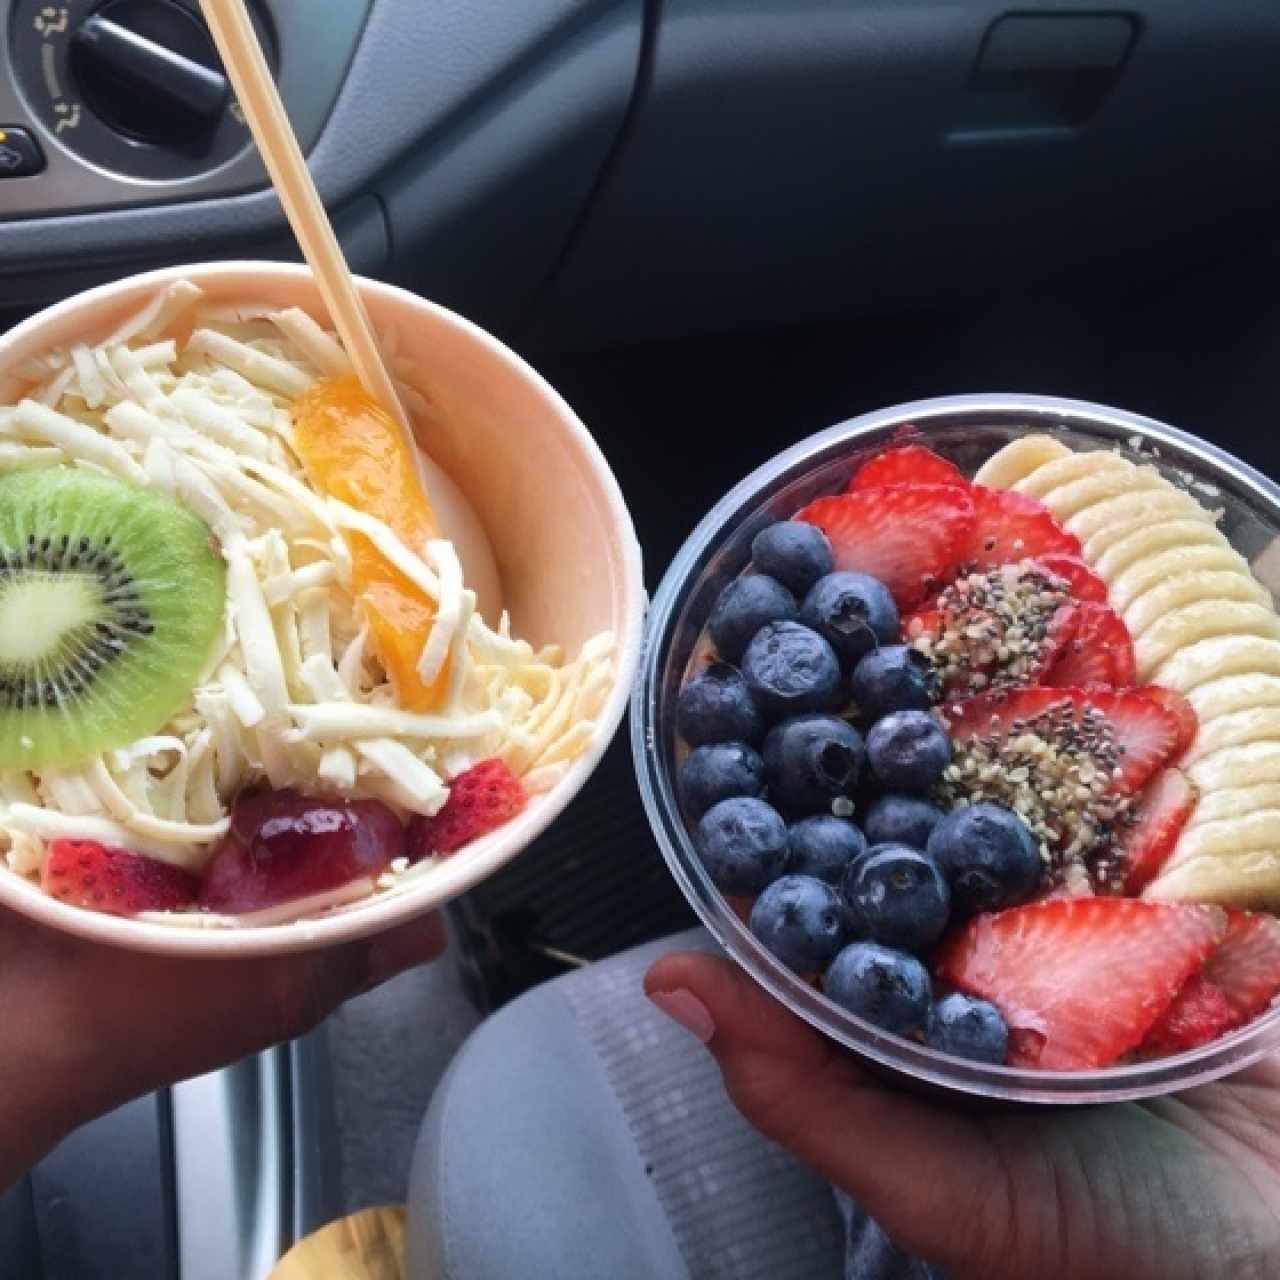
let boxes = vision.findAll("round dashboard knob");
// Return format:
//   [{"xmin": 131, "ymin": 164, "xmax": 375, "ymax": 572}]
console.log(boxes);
[{"xmin": 70, "ymin": 0, "xmax": 229, "ymax": 145}]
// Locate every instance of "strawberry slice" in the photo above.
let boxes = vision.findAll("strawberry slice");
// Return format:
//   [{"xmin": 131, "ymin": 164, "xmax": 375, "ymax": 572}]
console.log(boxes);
[
  {"xmin": 942, "ymin": 685, "xmax": 1077, "ymax": 739},
  {"xmin": 934, "ymin": 897, "xmax": 1226, "ymax": 1069},
  {"xmin": 1140, "ymin": 975, "xmax": 1235, "ymax": 1056},
  {"xmin": 848, "ymin": 445, "xmax": 968, "ymax": 493},
  {"xmin": 1045, "ymin": 602, "xmax": 1136, "ymax": 689},
  {"xmin": 1117, "ymin": 768, "xmax": 1197, "ymax": 894},
  {"xmin": 407, "ymin": 758, "xmax": 527, "ymax": 858},
  {"xmin": 1033, "ymin": 553, "xmax": 1108, "ymax": 603},
  {"xmin": 1094, "ymin": 688, "xmax": 1184, "ymax": 793},
  {"xmin": 907, "ymin": 591, "xmax": 1076, "ymax": 699},
  {"xmin": 1146, "ymin": 686, "xmax": 1198, "ymax": 760},
  {"xmin": 1202, "ymin": 911, "xmax": 1280, "ymax": 1027},
  {"xmin": 961, "ymin": 486, "xmax": 1082, "ymax": 572},
  {"xmin": 795, "ymin": 485, "xmax": 975, "ymax": 609},
  {"xmin": 42, "ymin": 837, "xmax": 199, "ymax": 916},
  {"xmin": 944, "ymin": 686, "xmax": 1181, "ymax": 794}
]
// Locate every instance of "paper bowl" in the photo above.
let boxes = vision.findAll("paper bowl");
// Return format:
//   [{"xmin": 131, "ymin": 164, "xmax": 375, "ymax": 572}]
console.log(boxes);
[{"xmin": 0, "ymin": 262, "xmax": 645, "ymax": 956}]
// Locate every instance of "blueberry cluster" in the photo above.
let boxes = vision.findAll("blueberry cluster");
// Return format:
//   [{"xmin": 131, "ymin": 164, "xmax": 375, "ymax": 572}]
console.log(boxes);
[{"xmin": 677, "ymin": 520, "xmax": 1041, "ymax": 1065}]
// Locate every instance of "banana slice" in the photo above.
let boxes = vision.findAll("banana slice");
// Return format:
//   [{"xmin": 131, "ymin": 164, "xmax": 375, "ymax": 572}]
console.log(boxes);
[
  {"xmin": 1189, "ymin": 673, "xmax": 1280, "ymax": 723},
  {"xmin": 1183, "ymin": 708, "xmax": 1280, "ymax": 765},
  {"xmin": 1153, "ymin": 635, "xmax": 1280, "ymax": 694},
  {"xmin": 1038, "ymin": 466, "xmax": 1165, "ymax": 523},
  {"xmin": 974, "ymin": 435, "xmax": 1071, "ymax": 489},
  {"xmin": 1124, "ymin": 572, "xmax": 1270, "ymax": 641},
  {"xmin": 1011, "ymin": 450, "xmax": 1129, "ymax": 499},
  {"xmin": 1110, "ymin": 545, "xmax": 1254, "ymax": 614},
  {"xmin": 1163, "ymin": 810, "xmax": 1280, "ymax": 868},
  {"xmin": 1069, "ymin": 491, "xmax": 1216, "ymax": 547},
  {"xmin": 982, "ymin": 435, "xmax": 1280, "ymax": 909},
  {"xmin": 1188, "ymin": 741, "xmax": 1280, "ymax": 791},
  {"xmin": 1081, "ymin": 503, "xmax": 1223, "ymax": 562},
  {"xmin": 1190, "ymin": 783, "xmax": 1280, "ymax": 828},
  {"xmin": 1144, "ymin": 851, "xmax": 1280, "ymax": 910},
  {"xmin": 1134, "ymin": 601, "xmax": 1280, "ymax": 681},
  {"xmin": 1093, "ymin": 521, "xmax": 1229, "ymax": 583}
]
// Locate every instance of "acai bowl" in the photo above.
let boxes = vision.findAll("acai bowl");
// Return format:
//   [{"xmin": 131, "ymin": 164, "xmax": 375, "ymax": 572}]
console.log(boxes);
[
  {"xmin": 634, "ymin": 395, "xmax": 1280, "ymax": 1104},
  {"xmin": 0, "ymin": 262, "xmax": 645, "ymax": 957}
]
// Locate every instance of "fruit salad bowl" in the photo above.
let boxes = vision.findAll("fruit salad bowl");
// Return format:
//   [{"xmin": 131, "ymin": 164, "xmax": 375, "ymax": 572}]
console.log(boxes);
[
  {"xmin": 0, "ymin": 262, "xmax": 645, "ymax": 957},
  {"xmin": 633, "ymin": 394, "xmax": 1280, "ymax": 1105}
]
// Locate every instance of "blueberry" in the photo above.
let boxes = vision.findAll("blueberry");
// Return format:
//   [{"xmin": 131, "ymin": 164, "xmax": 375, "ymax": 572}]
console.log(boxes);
[
  {"xmin": 749, "ymin": 874, "xmax": 848, "ymax": 973},
  {"xmin": 679, "ymin": 742, "xmax": 765, "ymax": 819},
  {"xmin": 741, "ymin": 621, "xmax": 842, "ymax": 720},
  {"xmin": 708, "ymin": 574, "xmax": 797, "ymax": 663},
  {"xmin": 866, "ymin": 710, "xmax": 951, "ymax": 793},
  {"xmin": 927, "ymin": 993, "xmax": 1009, "ymax": 1065},
  {"xmin": 843, "ymin": 844, "xmax": 950, "ymax": 953},
  {"xmin": 850, "ymin": 645, "xmax": 935, "ymax": 720},
  {"xmin": 763, "ymin": 714, "xmax": 865, "ymax": 815},
  {"xmin": 677, "ymin": 662, "xmax": 765, "ymax": 747},
  {"xmin": 862, "ymin": 794, "xmax": 944, "ymax": 850},
  {"xmin": 823, "ymin": 941, "xmax": 932, "ymax": 1039},
  {"xmin": 751, "ymin": 521, "xmax": 834, "ymax": 597},
  {"xmin": 800, "ymin": 572, "xmax": 899, "ymax": 666},
  {"xmin": 927, "ymin": 802, "xmax": 1041, "ymax": 916},
  {"xmin": 694, "ymin": 796, "xmax": 789, "ymax": 895},
  {"xmin": 787, "ymin": 815, "xmax": 867, "ymax": 884}
]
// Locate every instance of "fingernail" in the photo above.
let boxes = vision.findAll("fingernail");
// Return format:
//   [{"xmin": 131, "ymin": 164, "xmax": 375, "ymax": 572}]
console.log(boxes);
[{"xmin": 648, "ymin": 988, "xmax": 715, "ymax": 1043}]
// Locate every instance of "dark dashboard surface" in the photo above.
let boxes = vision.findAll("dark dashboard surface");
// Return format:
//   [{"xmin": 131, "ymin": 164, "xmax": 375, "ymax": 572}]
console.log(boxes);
[{"xmin": 2, "ymin": 1, "xmax": 1279, "ymax": 349}]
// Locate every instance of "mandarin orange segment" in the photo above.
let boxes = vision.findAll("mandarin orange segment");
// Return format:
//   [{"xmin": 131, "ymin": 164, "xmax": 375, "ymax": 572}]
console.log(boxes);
[{"xmin": 294, "ymin": 375, "xmax": 449, "ymax": 709}]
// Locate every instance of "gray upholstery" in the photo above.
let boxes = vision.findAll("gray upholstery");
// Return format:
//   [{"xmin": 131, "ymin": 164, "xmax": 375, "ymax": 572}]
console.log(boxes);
[{"xmin": 406, "ymin": 928, "xmax": 844, "ymax": 1279}]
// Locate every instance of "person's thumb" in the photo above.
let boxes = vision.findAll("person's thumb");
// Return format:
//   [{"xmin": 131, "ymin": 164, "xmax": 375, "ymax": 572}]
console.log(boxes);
[{"xmin": 644, "ymin": 950, "xmax": 1002, "ymax": 1271}]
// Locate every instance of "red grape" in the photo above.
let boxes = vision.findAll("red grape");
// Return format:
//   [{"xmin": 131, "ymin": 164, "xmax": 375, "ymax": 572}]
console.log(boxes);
[{"xmin": 200, "ymin": 788, "xmax": 405, "ymax": 913}]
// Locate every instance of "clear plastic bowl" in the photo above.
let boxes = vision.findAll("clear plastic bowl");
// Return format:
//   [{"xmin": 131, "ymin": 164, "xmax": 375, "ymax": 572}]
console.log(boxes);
[{"xmin": 632, "ymin": 393, "xmax": 1280, "ymax": 1105}]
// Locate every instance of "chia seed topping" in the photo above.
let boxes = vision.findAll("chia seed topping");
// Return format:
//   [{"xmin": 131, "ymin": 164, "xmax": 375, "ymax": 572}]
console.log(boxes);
[
  {"xmin": 936, "ymin": 697, "xmax": 1136, "ymax": 893},
  {"xmin": 908, "ymin": 561, "xmax": 1073, "ymax": 696}
]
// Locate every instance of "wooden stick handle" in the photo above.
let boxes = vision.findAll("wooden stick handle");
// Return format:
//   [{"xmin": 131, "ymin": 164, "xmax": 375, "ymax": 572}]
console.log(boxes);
[{"xmin": 199, "ymin": 0, "xmax": 416, "ymax": 446}]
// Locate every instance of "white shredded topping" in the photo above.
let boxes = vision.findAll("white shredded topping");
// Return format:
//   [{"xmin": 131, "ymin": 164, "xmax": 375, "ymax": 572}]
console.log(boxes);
[{"xmin": 0, "ymin": 282, "xmax": 615, "ymax": 905}]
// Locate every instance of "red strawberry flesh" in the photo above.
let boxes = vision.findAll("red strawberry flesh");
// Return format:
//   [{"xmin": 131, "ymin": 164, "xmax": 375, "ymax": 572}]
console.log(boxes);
[
  {"xmin": 1032, "ymin": 553, "xmax": 1108, "ymax": 603},
  {"xmin": 407, "ymin": 757, "xmax": 527, "ymax": 859},
  {"xmin": 934, "ymin": 897, "xmax": 1226, "ymax": 1069},
  {"xmin": 1140, "ymin": 975, "xmax": 1235, "ymax": 1057},
  {"xmin": 940, "ymin": 686, "xmax": 1183, "ymax": 892},
  {"xmin": 796, "ymin": 484, "xmax": 976, "ymax": 609},
  {"xmin": 1146, "ymin": 686, "xmax": 1198, "ymax": 761},
  {"xmin": 1118, "ymin": 767, "xmax": 1197, "ymax": 894},
  {"xmin": 944, "ymin": 686, "xmax": 1180, "ymax": 795},
  {"xmin": 961, "ymin": 486, "xmax": 1082, "ymax": 572},
  {"xmin": 200, "ymin": 789, "xmax": 405, "ymax": 913},
  {"xmin": 1045, "ymin": 602, "xmax": 1136, "ymax": 689},
  {"xmin": 848, "ymin": 445, "xmax": 968, "ymax": 492},
  {"xmin": 906, "ymin": 562, "xmax": 1077, "ymax": 698},
  {"xmin": 43, "ymin": 838, "xmax": 199, "ymax": 916},
  {"xmin": 1202, "ymin": 911, "xmax": 1280, "ymax": 1027}
]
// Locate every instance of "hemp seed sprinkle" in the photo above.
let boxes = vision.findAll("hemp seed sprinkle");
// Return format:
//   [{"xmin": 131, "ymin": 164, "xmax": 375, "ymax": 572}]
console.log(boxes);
[
  {"xmin": 935, "ymin": 700, "xmax": 1137, "ymax": 893},
  {"xmin": 908, "ymin": 561, "xmax": 1074, "ymax": 697}
]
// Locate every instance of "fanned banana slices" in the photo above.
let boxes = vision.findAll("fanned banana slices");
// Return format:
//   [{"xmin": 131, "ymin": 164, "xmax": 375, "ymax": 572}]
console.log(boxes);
[{"xmin": 979, "ymin": 433, "xmax": 1280, "ymax": 908}]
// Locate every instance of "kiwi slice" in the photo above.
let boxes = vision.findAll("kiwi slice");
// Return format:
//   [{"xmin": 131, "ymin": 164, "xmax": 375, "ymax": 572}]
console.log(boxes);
[{"xmin": 0, "ymin": 466, "xmax": 226, "ymax": 769}]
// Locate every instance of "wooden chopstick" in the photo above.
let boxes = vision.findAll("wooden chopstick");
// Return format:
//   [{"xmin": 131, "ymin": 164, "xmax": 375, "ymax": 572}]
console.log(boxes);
[{"xmin": 198, "ymin": 0, "xmax": 419, "ymax": 452}]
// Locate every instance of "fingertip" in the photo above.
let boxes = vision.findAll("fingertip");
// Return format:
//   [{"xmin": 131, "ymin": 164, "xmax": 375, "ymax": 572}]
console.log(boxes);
[
  {"xmin": 645, "ymin": 949, "xmax": 829, "ymax": 1066},
  {"xmin": 644, "ymin": 949, "xmax": 733, "ymax": 998}
]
